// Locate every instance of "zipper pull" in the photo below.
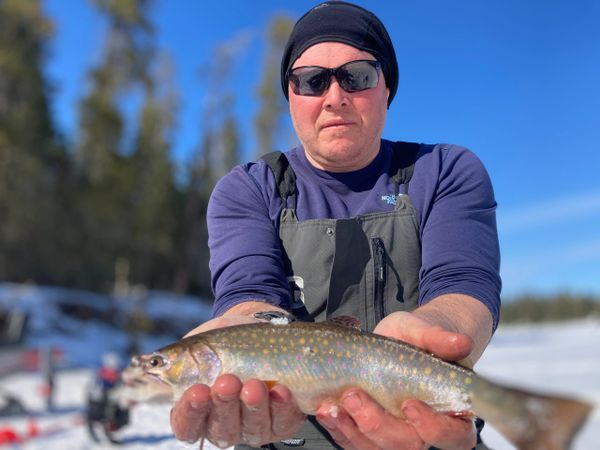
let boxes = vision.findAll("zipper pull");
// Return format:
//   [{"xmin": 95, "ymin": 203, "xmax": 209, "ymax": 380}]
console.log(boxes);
[{"xmin": 373, "ymin": 238, "xmax": 386, "ymax": 282}]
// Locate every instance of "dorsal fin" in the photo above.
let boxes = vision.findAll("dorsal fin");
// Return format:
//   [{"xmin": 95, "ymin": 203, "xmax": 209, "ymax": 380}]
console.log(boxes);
[{"xmin": 326, "ymin": 315, "xmax": 362, "ymax": 329}]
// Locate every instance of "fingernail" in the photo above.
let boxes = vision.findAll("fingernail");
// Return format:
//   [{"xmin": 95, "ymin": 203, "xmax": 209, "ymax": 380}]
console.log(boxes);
[
  {"xmin": 342, "ymin": 393, "xmax": 362, "ymax": 412},
  {"xmin": 402, "ymin": 406, "xmax": 420, "ymax": 424},
  {"xmin": 216, "ymin": 393, "xmax": 236, "ymax": 402},
  {"xmin": 317, "ymin": 414, "xmax": 337, "ymax": 430}
]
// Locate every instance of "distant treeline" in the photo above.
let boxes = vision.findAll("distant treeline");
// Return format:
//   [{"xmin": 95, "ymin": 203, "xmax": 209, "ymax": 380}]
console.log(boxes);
[
  {"xmin": 0, "ymin": 1, "xmax": 294, "ymax": 296},
  {"xmin": 500, "ymin": 293, "xmax": 600, "ymax": 323}
]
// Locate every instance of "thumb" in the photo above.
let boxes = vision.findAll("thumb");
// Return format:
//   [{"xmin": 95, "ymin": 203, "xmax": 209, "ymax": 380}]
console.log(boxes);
[{"xmin": 374, "ymin": 312, "xmax": 472, "ymax": 362}]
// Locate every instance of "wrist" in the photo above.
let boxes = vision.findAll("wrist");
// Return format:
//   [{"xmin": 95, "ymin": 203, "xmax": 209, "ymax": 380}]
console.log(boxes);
[{"xmin": 224, "ymin": 301, "xmax": 289, "ymax": 318}]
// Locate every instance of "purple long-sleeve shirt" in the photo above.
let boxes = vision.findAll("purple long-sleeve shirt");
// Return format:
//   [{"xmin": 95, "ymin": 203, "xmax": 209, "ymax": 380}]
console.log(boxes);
[{"xmin": 207, "ymin": 139, "xmax": 501, "ymax": 329}]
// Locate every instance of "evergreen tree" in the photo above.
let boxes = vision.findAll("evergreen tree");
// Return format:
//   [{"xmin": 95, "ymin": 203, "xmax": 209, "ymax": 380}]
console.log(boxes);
[
  {"xmin": 173, "ymin": 34, "xmax": 246, "ymax": 295},
  {"xmin": 129, "ymin": 53, "xmax": 180, "ymax": 288},
  {"xmin": 74, "ymin": 0, "xmax": 155, "ymax": 290},
  {"xmin": 0, "ymin": 0, "xmax": 70, "ymax": 284},
  {"xmin": 254, "ymin": 16, "xmax": 294, "ymax": 158}
]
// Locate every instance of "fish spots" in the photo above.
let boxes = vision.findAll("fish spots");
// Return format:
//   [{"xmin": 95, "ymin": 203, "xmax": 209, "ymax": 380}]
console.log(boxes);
[
  {"xmin": 423, "ymin": 367, "xmax": 433, "ymax": 376},
  {"xmin": 449, "ymin": 371, "xmax": 457, "ymax": 380},
  {"xmin": 465, "ymin": 377, "xmax": 472, "ymax": 385},
  {"xmin": 398, "ymin": 354, "xmax": 404, "ymax": 362}
]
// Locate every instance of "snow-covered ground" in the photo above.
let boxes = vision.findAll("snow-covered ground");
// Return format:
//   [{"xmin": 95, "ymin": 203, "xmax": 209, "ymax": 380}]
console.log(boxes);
[
  {"xmin": 477, "ymin": 318, "xmax": 600, "ymax": 449},
  {"xmin": 1, "ymin": 318, "xmax": 598, "ymax": 449}
]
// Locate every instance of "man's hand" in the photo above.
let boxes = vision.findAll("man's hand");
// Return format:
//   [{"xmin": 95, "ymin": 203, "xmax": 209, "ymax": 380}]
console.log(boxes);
[
  {"xmin": 171, "ymin": 301, "xmax": 306, "ymax": 447},
  {"xmin": 315, "ymin": 295, "xmax": 493, "ymax": 450},
  {"xmin": 316, "ymin": 390, "xmax": 476, "ymax": 450},
  {"xmin": 170, "ymin": 374, "xmax": 305, "ymax": 448}
]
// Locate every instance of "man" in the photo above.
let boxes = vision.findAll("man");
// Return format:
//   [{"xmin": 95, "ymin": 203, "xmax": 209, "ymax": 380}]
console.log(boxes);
[{"xmin": 171, "ymin": 1, "xmax": 501, "ymax": 449}]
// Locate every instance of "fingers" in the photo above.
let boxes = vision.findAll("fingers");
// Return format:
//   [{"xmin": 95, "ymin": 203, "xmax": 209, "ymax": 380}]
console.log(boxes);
[
  {"xmin": 316, "ymin": 390, "xmax": 476, "ymax": 450},
  {"xmin": 373, "ymin": 312, "xmax": 472, "ymax": 362},
  {"xmin": 170, "ymin": 375, "xmax": 305, "ymax": 448},
  {"xmin": 207, "ymin": 374, "xmax": 243, "ymax": 448},
  {"xmin": 269, "ymin": 384, "xmax": 306, "ymax": 439},
  {"xmin": 402, "ymin": 400, "xmax": 477, "ymax": 450},
  {"xmin": 420, "ymin": 327, "xmax": 473, "ymax": 362},
  {"xmin": 239, "ymin": 379, "xmax": 271, "ymax": 447},
  {"xmin": 170, "ymin": 384, "xmax": 211, "ymax": 442},
  {"xmin": 317, "ymin": 390, "xmax": 421, "ymax": 450}
]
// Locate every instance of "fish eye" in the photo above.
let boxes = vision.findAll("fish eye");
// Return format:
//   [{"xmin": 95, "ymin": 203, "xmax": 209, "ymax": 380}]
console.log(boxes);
[{"xmin": 148, "ymin": 354, "xmax": 166, "ymax": 368}]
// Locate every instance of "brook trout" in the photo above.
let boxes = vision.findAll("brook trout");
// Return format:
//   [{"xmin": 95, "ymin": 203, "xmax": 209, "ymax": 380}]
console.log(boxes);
[{"xmin": 122, "ymin": 317, "xmax": 593, "ymax": 450}]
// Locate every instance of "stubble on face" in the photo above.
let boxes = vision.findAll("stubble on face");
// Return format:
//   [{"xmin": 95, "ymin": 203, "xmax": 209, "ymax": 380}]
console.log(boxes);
[{"xmin": 288, "ymin": 43, "xmax": 389, "ymax": 173}]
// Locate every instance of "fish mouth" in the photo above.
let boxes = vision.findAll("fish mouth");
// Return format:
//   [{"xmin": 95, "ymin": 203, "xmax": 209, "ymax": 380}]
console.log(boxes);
[
  {"xmin": 147, "ymin": 372, "xmax": 171, "ymax": 386},
  {"xmin": 122, "ymin": 364, "xmax": 171, "ymax": 388},
  {"xmin": 123, "ymin": 372, "xmax": 170, "ymax": 388}
]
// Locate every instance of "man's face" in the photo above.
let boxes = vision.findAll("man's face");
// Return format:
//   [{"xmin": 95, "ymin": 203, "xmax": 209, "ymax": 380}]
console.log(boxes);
[{"xmin": 288, "ymin": 42, "xmax": 389, "ymax": 172}]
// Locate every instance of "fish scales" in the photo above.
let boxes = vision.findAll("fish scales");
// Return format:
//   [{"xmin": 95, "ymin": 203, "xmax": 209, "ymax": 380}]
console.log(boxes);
[
  {"xmin": 174, "ymin": 321, "xmax": 475, "ymax": 416},
  {"xmin": 122, "ymin": 319, "xmax": 594, "ymax": 450}
]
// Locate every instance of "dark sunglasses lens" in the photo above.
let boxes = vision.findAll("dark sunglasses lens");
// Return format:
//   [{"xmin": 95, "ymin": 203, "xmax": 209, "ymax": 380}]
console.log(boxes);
[
  {"xmin": 289, "ymin": 60, "xmax": 380, "ymax": 96},
  {"xmin": 290, "ymin": 68, "xmax": 330, "ymax": 96},
  {"xmin": 338, "ymin": 61, "xmax": 380, "ymax": 92}
]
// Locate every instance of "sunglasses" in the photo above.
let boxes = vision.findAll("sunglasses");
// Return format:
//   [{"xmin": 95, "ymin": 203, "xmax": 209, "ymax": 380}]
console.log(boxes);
[{"xmin": 288, "ymin": 60, "xmax": 381, "ymax": 97}]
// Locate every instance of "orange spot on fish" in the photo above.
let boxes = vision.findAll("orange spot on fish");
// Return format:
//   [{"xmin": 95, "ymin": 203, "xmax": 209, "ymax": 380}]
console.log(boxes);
[{"xmin": 263, "ymin": 380, "xmax": 278, "ymax": 390}]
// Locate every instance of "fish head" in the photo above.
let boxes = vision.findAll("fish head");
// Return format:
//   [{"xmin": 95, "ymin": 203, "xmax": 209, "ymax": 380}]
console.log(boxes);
[{"xmin": 122, "ymin": 340, "xmax": 221, "ymax": 401}]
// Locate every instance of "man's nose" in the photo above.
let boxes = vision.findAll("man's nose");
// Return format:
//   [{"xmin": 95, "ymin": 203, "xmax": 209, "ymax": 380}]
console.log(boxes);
[{"xmin": 323, "ymin": 77, "xmax": 348, "ymax": 107}]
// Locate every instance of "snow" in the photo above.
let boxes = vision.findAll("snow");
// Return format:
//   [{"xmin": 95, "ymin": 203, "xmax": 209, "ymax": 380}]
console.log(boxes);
[
  {"xmin": 476, "ymin": 318, "xmax": 600, "ymax": 449},
  {"xmin": 1, "ymin": 283, "xmax": 598, "ymax": 448}
]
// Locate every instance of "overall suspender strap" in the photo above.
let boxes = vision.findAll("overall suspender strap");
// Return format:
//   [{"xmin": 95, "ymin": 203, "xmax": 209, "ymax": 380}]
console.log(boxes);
[
  {"xmin": 262, "ymin": 142, "xmax": 421, "ymax": 201},
  {"xmin": 390, "ymin": 141, "xmax": 421, "ymax": 195},
  {"xmin": 261, "ymin": 151, "xmax": 296, "ymax": 206}
]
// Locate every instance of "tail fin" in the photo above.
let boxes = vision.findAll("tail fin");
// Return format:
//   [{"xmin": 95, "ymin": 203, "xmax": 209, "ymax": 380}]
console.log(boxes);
[{"xmin": 472, "ymin": 377, "xmax": 593, "ymax": 450}]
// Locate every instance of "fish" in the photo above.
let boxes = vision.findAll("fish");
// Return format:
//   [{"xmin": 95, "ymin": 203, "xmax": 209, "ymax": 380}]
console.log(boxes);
[{"xmin": 121, "ymin": 316, "xmax": 593, "ymax": 450}]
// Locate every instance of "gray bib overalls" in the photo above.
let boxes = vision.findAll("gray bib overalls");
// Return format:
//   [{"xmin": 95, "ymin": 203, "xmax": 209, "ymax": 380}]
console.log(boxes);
[{"xmin": 236, "ymin": 142, "xmax": 487, "ymax": 450}]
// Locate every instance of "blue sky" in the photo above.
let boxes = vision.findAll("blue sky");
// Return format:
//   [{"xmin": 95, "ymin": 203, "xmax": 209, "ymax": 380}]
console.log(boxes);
[{"xmin": 43, "ymin": 0, "xmax": 600, "ymax": 299}]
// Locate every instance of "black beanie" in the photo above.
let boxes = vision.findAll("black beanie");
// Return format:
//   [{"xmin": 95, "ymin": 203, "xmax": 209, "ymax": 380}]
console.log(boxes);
[{"xmin": 281, "ymin": 1, "xmax": 399, "ymax": 107}]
